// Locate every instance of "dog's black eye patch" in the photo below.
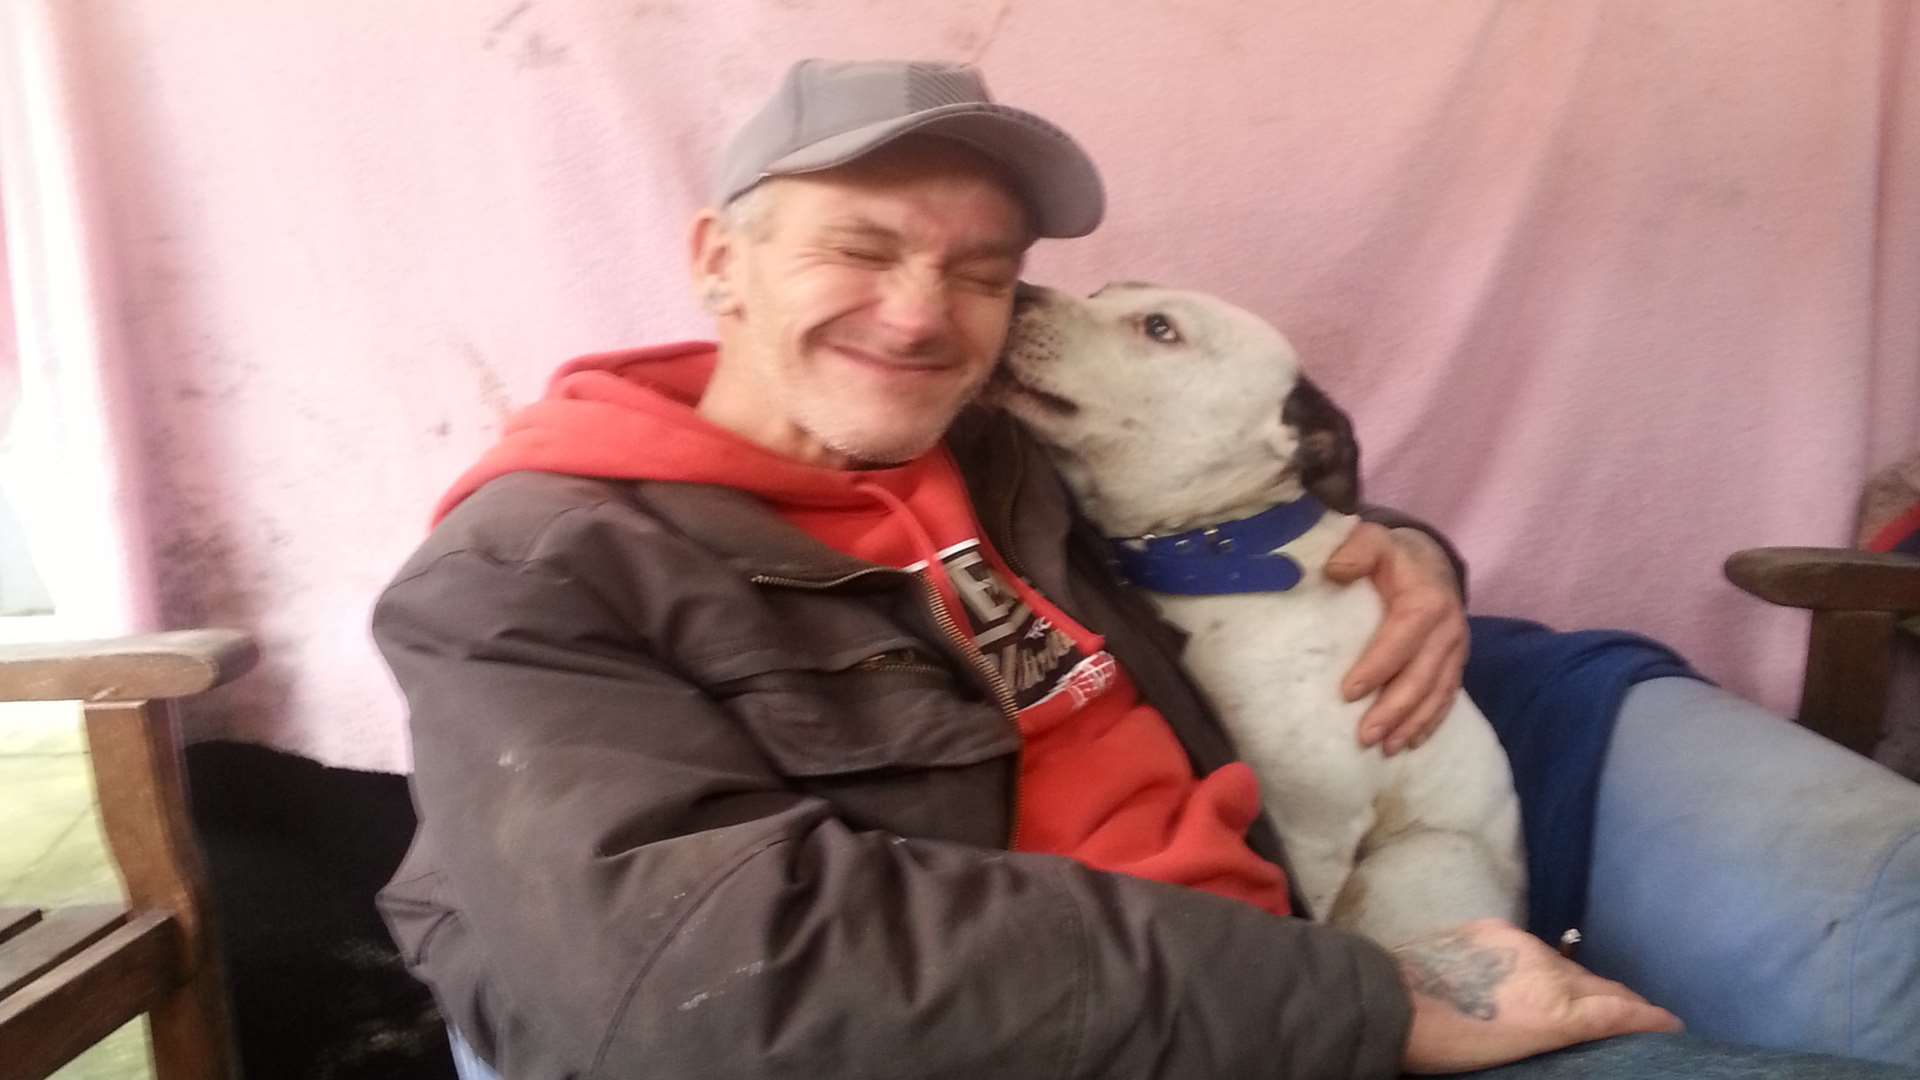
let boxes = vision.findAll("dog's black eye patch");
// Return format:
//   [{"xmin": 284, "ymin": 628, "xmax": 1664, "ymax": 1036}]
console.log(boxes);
[{"xmin": 1141, "ymin": 313, "xmax": 1182, "ymax": 345}]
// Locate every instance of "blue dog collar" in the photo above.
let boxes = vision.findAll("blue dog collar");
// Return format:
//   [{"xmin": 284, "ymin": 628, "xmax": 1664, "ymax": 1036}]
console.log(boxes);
[{"xmin": 1109, "ymin": 495, "xmax": 1328, "ymax": 596}]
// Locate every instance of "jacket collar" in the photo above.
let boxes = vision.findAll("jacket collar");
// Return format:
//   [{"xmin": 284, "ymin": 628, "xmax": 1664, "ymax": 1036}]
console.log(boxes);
[{"xmin": 628, "ymin": 481, "xmax": 879, "ymax": 583}]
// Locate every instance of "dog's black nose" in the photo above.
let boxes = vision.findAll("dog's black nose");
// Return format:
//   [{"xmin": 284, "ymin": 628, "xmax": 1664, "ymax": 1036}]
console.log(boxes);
[{"xmin": 1012, "ymin": 281, "xmax": 1048, "ymax": 313}]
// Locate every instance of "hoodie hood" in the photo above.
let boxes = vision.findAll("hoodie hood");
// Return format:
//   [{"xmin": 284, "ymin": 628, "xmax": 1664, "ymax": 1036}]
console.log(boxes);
[{"xmin": 433, "ymin": 342, "xmax": 942, "ymax": 526}]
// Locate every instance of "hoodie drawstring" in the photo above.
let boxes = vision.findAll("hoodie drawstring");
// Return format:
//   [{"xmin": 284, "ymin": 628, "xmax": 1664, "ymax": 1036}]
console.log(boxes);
[{"xmin": 856, "ymin": 479, "xmax": 967, "ymax": 623}]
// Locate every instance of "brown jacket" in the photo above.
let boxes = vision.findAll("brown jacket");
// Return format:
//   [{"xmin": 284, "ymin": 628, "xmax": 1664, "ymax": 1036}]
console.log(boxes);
[{"xmin": 374, "ymin": 408, "xmax": 1414, "ymax": 1079}]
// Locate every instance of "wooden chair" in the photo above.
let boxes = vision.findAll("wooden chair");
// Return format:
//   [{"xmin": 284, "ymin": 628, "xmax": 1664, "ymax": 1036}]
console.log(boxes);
[
  {"xmin": 0, "ymin": 629, "xmax": 254, "ymax": 1080},
  {"xmin": 1725, "ymin": 547, "xmax": 1920, "ymax": 756}
]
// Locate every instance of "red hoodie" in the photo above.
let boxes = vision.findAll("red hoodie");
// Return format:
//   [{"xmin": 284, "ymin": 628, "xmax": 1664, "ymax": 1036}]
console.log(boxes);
[{"xmin": 437, "ymin": 343, "xmax": 1292, "ymax": 918}]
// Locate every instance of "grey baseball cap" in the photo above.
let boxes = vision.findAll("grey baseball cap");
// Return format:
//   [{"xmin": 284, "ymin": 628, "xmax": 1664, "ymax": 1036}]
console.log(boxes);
[{"xmin": 713, "ymin": 59, "xmax": 1105, "ymax": 238}]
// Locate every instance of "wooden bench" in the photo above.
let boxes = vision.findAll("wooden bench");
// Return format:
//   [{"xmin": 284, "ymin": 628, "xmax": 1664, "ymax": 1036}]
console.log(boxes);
[{"xmin": 0, "ymin": 630, "xmax": 254, "ymax": 1080}]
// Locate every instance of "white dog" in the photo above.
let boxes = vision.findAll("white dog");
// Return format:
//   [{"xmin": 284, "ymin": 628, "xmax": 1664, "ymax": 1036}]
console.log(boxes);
[{"xmin": 992, "ymin": 281, "xmax": 1526, "ymax": 947}]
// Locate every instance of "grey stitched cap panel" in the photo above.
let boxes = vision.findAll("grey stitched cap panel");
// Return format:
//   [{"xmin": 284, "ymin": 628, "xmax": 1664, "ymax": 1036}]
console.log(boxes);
[{"xmin": 712, "ymin": 59, "xmax": 1105, "ymax": 238}]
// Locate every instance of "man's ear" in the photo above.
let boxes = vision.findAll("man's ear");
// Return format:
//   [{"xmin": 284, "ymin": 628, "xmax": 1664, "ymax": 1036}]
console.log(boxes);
[{"xmin": 688, "ymin": 208, "xmax": 744, "ymax": 317}]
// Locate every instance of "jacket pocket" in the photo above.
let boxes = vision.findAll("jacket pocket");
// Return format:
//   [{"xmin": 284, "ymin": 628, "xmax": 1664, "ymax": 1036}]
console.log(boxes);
[{"xmin": 701, "ymin": 642, "xmax": 1019, "ymax": 778}]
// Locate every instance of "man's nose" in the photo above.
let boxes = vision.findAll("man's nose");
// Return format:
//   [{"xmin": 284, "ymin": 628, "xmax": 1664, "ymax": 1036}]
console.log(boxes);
[{"xmin": 876, "ymin": 273, "xmax": 949, "ymax": 341}]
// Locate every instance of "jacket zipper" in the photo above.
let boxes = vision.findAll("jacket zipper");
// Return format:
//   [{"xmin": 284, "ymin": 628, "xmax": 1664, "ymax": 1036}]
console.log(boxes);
[
  {"xmin": 853, "ymin": 651, "xmax": 951, "ymax": 675},
  {"xmin": 749, "ymin": 567, "xmax": 905, "ymax": 590},
  {"xmin": 751, "ymin": 565, "xmax": 1027, "ymax": 850},
  {"xmin": 989, "ymin": 430, "xmax": 1034, "ymax": 848},
  {"xmin": 918, "ymin": 574, "xmax": 1025, "ymax": 850}
]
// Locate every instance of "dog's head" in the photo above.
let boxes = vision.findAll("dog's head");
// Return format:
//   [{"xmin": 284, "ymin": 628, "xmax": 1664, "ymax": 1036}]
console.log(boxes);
[{"xmin": 989, "ymin": 281, "xmax": 1360, "ymax": 538}]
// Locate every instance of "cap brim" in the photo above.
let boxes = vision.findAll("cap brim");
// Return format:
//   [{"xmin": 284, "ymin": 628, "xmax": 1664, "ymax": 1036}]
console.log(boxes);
[{"xmin": 759, "ymin": 102, "xmax": 1105, "ymax": 239}]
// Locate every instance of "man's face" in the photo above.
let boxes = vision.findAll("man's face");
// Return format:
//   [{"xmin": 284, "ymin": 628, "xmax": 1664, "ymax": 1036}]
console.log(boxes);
[{"xmin": 696, "ymin": 140, "xmax": 1031, "ymax": 467}]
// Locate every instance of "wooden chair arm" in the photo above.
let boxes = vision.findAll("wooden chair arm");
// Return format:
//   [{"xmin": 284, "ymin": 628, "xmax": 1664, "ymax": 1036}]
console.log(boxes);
[
  {"xmin": 0, "ymin": 626, "xmax": 253, "ymax": 1077},
  {"xmin": 0, "ymin": 629, "xmax": 257, "ymax": 704},
  {"xmin": 1725, "ymin": 546, "xmax": 1920, "ymax": 613},
  {"xmin": 1724, "ymin": 547, "xmax": 1920, "ymax": 756}
]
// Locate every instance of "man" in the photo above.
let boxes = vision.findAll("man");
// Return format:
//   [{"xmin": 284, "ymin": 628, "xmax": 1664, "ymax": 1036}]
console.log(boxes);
[{"xmin": 374, "ymin": 60, "xmax": 1920, "ymax": 1078}]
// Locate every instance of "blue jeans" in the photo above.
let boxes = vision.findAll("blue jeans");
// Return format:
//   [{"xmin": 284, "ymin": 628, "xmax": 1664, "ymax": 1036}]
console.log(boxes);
[
  {"xmin": 1462, "ymin": 1033, "xmax": 1918, "ymax": 1077},
  {"xmin": 448, "ymin": 679, "xmax": 1920, "ymax": 1078},
  {"xmin": 1584, "ymin": 678, "xmax": 1920, "ymax": 1065}
]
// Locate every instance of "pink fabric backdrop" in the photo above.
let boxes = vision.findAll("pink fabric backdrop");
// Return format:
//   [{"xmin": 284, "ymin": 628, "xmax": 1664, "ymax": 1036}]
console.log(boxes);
[{"xmin": 16, "ymin": 1, "xmax": 1917, "ymax": 771}]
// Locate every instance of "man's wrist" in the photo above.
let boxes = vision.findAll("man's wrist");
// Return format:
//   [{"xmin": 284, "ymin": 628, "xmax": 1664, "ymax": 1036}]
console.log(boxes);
[
  {"xmin": 1354, "ymin": 503, "xmax": 1470, "ymax": 600},
  {"xmin": 1389, "ymin": 527, "xmax": 1463, "ymax": 598}
]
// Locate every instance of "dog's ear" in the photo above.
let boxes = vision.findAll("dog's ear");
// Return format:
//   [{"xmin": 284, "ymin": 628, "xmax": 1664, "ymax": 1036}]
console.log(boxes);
[{"xmin": 1281, "ymin": 375, "xmax": 1362, "ymax": 513}]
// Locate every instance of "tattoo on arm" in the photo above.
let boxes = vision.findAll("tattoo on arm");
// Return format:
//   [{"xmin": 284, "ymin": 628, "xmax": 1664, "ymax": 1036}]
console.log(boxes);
[{"xmin": 1394, "ymin": 930, "xmax": 1518, "ymax": 1021}]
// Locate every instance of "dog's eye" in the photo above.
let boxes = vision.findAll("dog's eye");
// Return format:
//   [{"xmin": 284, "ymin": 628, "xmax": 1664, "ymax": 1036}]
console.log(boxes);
[{"xmin": 1141, "ymin": 313, "xmax": 1182, "ymax": 345}]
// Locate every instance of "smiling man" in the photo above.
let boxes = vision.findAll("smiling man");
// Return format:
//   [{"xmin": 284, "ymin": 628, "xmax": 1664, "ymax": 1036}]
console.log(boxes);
[
  {"xmin": 693, "ymin": 140, "xmax": 1026, "ymax": 467},
  {"xmin": 373, "ymin": 60, "xmax": 1920, "ymax": 1080}
]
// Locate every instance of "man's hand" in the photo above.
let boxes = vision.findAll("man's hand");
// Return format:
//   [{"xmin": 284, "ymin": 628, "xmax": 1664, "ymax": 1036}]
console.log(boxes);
[
  {"xmin": 1325, "ymin": 523, "xmax": 1468, "ymax": 754},
  {"xmin": 1397, "ymin": 920, "xmax": 1683, "ymax": 1074}
]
